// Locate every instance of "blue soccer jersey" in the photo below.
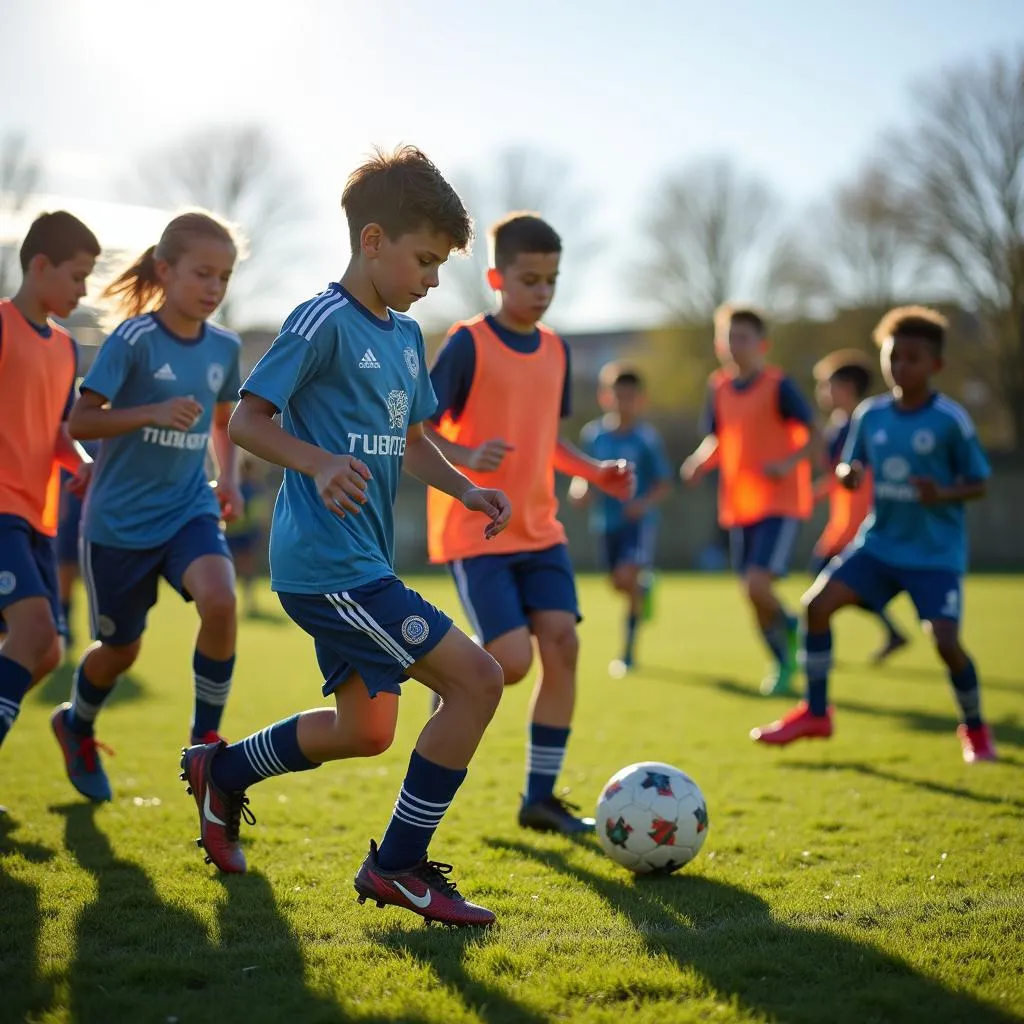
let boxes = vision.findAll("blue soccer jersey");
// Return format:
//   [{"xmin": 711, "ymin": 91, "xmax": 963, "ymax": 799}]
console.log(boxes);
[
  {"xmin": 841, "ymin": 392, "xmax": 990, "ymax": 573},
  {"xmin": 580, "ymin": 418, "xmax": 671, "ymax": 533},
  {"xmin": 241, "ymin": 283, "xmax": 436, "ymax": 594},
  {"xmin": 81, "ymin": 314, "xmax": 241, "ymax": 549}
]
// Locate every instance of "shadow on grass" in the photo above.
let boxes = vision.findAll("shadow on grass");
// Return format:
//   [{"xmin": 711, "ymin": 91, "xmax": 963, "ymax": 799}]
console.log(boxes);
[
  {"xmin": 28, "ymin": 659, "xmax": 147, "ymax": 708},
  {"xmin": 780, "ymin": 760, "xmax": 1024, "ymax": 811},
  {"xmin": 486, "ymin": 838, "xmax": 1019, "ymax": 1024},
  {"xmin": 0, "ymin": 814, "xmax": 56, "ymax": 1022},
  {"xmin": 53, "ymin": 804, "xmax": 350, "ymax": 1024}
]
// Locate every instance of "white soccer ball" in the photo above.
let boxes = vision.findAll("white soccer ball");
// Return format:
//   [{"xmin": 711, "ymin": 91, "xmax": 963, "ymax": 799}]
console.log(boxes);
[{"xmin": 596, "ymin": 761, "xmax": 709, "ymax": 874}]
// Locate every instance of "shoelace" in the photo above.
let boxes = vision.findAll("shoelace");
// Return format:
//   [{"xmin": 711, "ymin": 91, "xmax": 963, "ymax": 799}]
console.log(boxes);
[
  {"xmin": 417, "ymin": 859, "xmax": 461, "ymax": 898},
  {"xmin": 75, "ymin": 737, "xmax": 115, "ymax": 774},
  {"xmin": 225, "ymin": 793, "xmax": 256, "ymax": 842}
]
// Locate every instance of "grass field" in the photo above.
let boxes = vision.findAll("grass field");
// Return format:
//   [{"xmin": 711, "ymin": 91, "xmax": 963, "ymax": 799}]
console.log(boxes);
[{"xmin": 2, "ymin": 573, "xmax": 1022, "ymax": 1024}]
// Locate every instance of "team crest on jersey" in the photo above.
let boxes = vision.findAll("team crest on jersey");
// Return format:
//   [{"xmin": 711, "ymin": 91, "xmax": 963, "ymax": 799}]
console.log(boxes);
[
  {"xmin": 207, "ymin": 363, "xmax": 226, "ymax": 394},
  {"xmin": 0, "ymin": 571, "xmax": 16, "ymax": 596},
  {"xmin": 912, "ymin": 429, "xmax": 935, "ymax": 454},
  {"xmin": 882, "ymin": 455, "xmax": 910, "ymax": 481},
  {"xmin": 386, "ymin": 389, "xmax": 410, "ymax": 430},
  {"xmin": 401, "ymin": 615, "xmax": 429, "ymax": 645},
  {"xmin": 403, "ymin": 346, "xmax": 420, "ymax": 379}
]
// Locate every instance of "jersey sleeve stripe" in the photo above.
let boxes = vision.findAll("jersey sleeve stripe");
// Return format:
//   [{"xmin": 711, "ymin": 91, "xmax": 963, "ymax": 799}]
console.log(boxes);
[
  {"xmin": 293, "ymin": 292, "xmax": 338, "ymax": 336},
  {"xmin": 935, "ymin": 396, "xmax": 976, "ymax": 439},
  {"xmin": 299, "ymin": 297, "xmax": 347, "ymax": 341}
]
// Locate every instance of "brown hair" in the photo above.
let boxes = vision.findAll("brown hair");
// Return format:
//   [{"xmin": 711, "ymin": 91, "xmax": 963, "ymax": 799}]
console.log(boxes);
[
  {"xmin": 342, "ymin": 145, "xmax": 472, "ymax": 254},
  {"xmin": 714, "ymin": 303, "xmax": 767, "ymax": 337},
  {"xmin": 599, "ymin": 360, "xmax": 644, "ymax": 390},
  {"xmin": 873, "ymin": 305, "xmax": 948, "ymax": 355},
  {"xmin": 814, "ymin": 348, "xmax": 874, "ymax": 398},
  {"xmin": 101, "ymin": 210, "xmax": 237, "ymax": 320},
  {"xmin": 19, "ymin": 211, "xmax": 100, "ymax": 271},
  {"xmin": 491, "ymin": 212, "xmax": 561, "ymax": 270}
]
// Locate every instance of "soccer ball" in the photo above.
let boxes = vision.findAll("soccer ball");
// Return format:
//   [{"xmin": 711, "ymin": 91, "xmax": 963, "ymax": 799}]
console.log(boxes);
[{"xmin": 596, "ymin": 761, "xmax": 709, "ymax": 874}]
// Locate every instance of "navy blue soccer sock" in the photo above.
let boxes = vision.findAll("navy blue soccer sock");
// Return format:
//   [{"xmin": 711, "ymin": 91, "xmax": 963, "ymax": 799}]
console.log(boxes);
[
  {"xmin": 949, "ymin": 659, "xmax": 983, "ymax": 729},
  {"xmin": 0, "ymin": 655, "xmax": 32, "ymax": 747},
  {"xmin": 377, "ymin": 750, "xmax": 467, "ymax": 872},
  {"xmin": 192, "ymin": 650, "xmax": 234, "ymax": 740},
  {"xmin": 525, "ymin": 723, "xmax": 570, "ymax": 804},
  {"xmin": 623, "ymin": 612, "xmax": 639, "ymax": 664},
  {"xmin": 803, "ymin": 628, "xmax": 833, "ymax": 716},
  {"xmin": 209, "ymin": 714, "xmax": 318, "ymax": 792},
  {"xmin": 67, "ymin": 662, "xmax": 116, "ymax": 736}
]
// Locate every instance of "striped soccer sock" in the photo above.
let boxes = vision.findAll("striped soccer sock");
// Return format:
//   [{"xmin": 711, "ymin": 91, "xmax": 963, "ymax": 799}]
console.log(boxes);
[
  {"xmin": 209, "ymin": 714, "xmax": 318, "ymax": 792},
  {"xmin": 525, "ymin": 723, "xmax": 570, "ymax": 804},
  {"xmin": 192, "ymin": 651, "xmax": 234, "ymax": 741}
]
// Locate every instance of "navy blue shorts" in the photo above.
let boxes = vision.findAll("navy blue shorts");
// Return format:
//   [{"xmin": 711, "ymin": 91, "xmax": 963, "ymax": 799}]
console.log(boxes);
[
  {"xmin": 730, "ymin": 516, "xmax": 802, "ymax": 576},
  {"xmin": 448, "ymin": 543, "xmax": 580, "ymax": 645},
  {"xmin": 278, "ymin": 576, "xmax": 453, "ymax": 698},
  {"xmin": 226, "ymin": 531, "xmax": 258, "ymax": 557},
  {"xmin": 0, "ymin": 514, "xmax": 65, "ymax": 636},
  {"xmin": 601, "ymin": 521, "xmax": 658, "ymax": 571},
  {"xmin": 56, "ymin": 493, "xmax": 84, "ymax": 565},
  {"xmin": 824, "ymin": 547, "xmax": 963, "ymax": 622},
  {"xmin": 81, "ymin": 514, "xmax": 230, "ymax": 645}
]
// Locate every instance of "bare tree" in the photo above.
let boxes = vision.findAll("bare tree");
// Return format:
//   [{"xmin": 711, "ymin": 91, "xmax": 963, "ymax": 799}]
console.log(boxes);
[
  {"xmin": 133, "ymin": 124, "xmax": 305, "ymax": 328},
  {"xmin": 427, "ymin": 146, "xmax": 595, "ymax": 327},
  {"xmin": 820, "ymin": 161, "xmax": 917, "ymax": 310},
  {"xmin": 632, "ymin": 157, "xmax": 778, "ymax": 324},
  {"xmin": 892, "ymin": 50, "xmax": 1024, "ymax": 443},
  {"xmin": 0, "ymin": 132, "xmax": 43, "ymax": 295}
]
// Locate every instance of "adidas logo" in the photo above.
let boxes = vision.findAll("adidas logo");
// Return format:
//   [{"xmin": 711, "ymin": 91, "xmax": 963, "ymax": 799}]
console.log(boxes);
[
  {"xmin": 154, "ymin": 363, "xmax": 177, "ymax": 381},
  {"xmin": 358, "ymin": 348, "xmax": 380, "ymax": 369}
]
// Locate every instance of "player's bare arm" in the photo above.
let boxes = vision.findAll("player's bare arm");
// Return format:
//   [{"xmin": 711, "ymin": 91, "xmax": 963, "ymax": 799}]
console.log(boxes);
[
  {"xmin": 835, "ymin": 460, "xmax": 864, "ymax": 489},
  {"xmin": 405, "ymin": 423, "xmax": 511, "ymax": 539},
  {"xmin": 68, "ymin": 388, "xmax": 203, "ymax": 439},
  {"xmin": 211, "ymin": 401, "xmax": 243, "ymax": 523},
  {"xmin": 553, "ymin": 439, "xmax": 634, "ymax": 500},
  {"xmin": 911, "ymin": 477, "xmax": 988, "ymax": 505},
  {"xmin": 228, "ymin": 392, "xmax": 370, "ymax": 518},
  {"xmin": 681, "ymin": 435, "xmax": 719, "ymax": 484},
  {"xmin": 422, "ymin": 423, "xmax": 514, "ymax": 472}
]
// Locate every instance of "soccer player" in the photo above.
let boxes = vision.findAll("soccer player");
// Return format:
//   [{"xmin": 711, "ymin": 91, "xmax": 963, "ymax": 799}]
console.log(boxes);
[
  {"xmin": 180, "ymin": 146, "xmax": 510, "ymax": 928},
  {"xmin": 811, "ymin": 349, "xmax": 907, "ymax": 662},
  {"xmin": 426, "ymin": 213, "xmax": 634, "ymax": 835},
  {"xmin": 572, "ymin": 363, "xmax": 671, "ymax": 677},
  {"xmin": 682, "ymin": 305, "xmax": 818, "ymax": 695},
  {"xmin": 0, "ymin": 212, "xmax": 99, "ymax": 759},
  {"xmin": 752, "ymin": 307, "xmax": 996, "ymax": 763},
  {"xmin": 223, "ymin": 457, "xmax": 268, "ymax": 618},
  {"xmin": 51, "ymin": 211, "xmax": 244, "ymax": 803}
]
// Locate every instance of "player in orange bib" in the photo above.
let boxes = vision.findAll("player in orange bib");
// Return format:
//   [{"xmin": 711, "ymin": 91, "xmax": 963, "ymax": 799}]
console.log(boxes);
[
  {"xmin": 426, "ymin": 213, "xmax": 633, "ymax": 835},
  {"xmin": 0, "ymin": 212, "xmax": 100, "ymax": 765},
  {"xmin": 682, "ymin": 305, "xmax": 819, "ymax": 696},
  {"xmin": 812, "ymin": 349, "xmax": 907, "ymax": 663}
]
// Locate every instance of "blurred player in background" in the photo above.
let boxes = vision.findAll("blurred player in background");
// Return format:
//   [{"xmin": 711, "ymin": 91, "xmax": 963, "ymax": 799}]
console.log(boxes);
[
  {"xmin": 682, "ymin": 305, "xmax": 819, "ymax": 696},
  {"xmin": 811, "ymin": 349, "xmax": 907, "ymax": 662},
  {"xmin": 572, "ymin": 363, "xmax": 671, "ymax": 677},
  {"xmin": 223, "ymin": 456, "xmax": 269, "ymax": 617}
]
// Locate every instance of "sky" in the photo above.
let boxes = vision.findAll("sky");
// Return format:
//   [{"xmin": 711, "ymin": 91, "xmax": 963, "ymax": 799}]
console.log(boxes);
[{"xmin": 2, "ymin": 0, "xmax": 1023, "ymax": 331}]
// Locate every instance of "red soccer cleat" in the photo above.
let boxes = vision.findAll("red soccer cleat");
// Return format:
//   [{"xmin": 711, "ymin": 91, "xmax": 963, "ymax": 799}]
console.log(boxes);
[
  {"xmin": 179, "ymin": 741, "xmax": 254, "ymax": 874},
  {"xmin": 191, "ymin": 730, "xmax": 228, "ymax": 746},
  {"xmin": 354, "ymin": 840, "xmax": 496, "ymax": 927},
  {"xmin": 751, "ymin": 702, "xmax": 834, "ymax": 746},
  {"xmin": 957, "ymin": 723, "xmax": 997, "ymax": 763}
]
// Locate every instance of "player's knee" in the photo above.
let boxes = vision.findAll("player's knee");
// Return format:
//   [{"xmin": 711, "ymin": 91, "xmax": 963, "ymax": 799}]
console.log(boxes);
[
  {"xmin": 197, "ymin": 586, "xmax": 237, "ymax": 632},
  {"xmin": 538, "ymin": 621, "xmax": 579, "ymax": 670},
  {"xmin": 744, "ymin": 570, "xmax": 773, "ymax": 608},
  {"xmin": 805, "ymin": 592, "xmax": 832, "ymax": 632},
  {"xmin": 34, "ymin": 636, "xmax": 63, "ymax": 682},
  {"xmin": 100, "ymin": 639, "xmax": 142, "ymax": 674},
  {"xmin": 475, "ymin": 652, "xmax": 505, "ymax": 712},
  {"xmin": 13, "ymin": 614, "xmax": 60, "ymax": 667},
  {"xmin": 930, "ymin": 623, "xmax": 962, "ymax": 665},
  {"xmin": 354, "ymin": 723, "xmax": 395, "ymax": 757},
  {"xmin": 490, "ymin": 641, "xmax": 533, "ymax": 686}
]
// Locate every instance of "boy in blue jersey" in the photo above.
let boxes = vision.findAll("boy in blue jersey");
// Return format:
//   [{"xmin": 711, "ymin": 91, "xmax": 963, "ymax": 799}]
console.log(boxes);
[
  {"xmin": 181, "ymin": 146, "xmax": 511, "ymax": 928},
  {"xmin": 572, "ymin": 363, "xmax": 671, "ymax": 676},
  {"xmin": 52, "ymin": 211, "xmax": 245, "ymax": 803},
  {"xmin": 752, "ymin": 307, "xmax": 996, "ymax": 763}
]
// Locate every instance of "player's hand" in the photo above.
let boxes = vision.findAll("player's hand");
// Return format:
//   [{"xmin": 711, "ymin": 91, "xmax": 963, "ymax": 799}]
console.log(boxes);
[
  {"xmin": 680, "ymin": 455, "xmax": 705, "ymax": 485},
  {"xmin": 462, "ymin": 486, "xmax": 512, "ymax": 539},
  {"xmin": 910, "ymin": 476, "xmax": 944, "ymax": 505},
  {"xmin": 213, "ymin": 479, "xmax": 245, "ymax": 523},
  {"xmin": 152, "ymin": 396, "xmax": 203, "ymax": 430},
  {"xmin": 762, "ymin": 458, "xmax": 791, "ymax": 480},
  {"xmin": 835, "ymin": 460, "xmax": 863, "ymax": 490},
  {"xmin": 66, "ymin": 462, "xmax": 93, "ymax": 498},
  {"xmin": 315, "ymin": 455, "xmax": 372, "ymax": 518},
  {"xmin": 468, "ymin": 439, "xmax": 514, "ymax": 472},
  {"xmin": 594, "ymin": 459, "xmax": 635, "ymax": 501},
  {"xmin": 567, "ymin": 476, "xmax": 590, "ymax": 506}
]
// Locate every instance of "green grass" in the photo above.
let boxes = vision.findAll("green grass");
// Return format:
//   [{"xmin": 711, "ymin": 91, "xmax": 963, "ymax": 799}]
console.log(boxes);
[{"xmin": 2, "ymin": 573, "xmax": 1023, "ymax": 1024}]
